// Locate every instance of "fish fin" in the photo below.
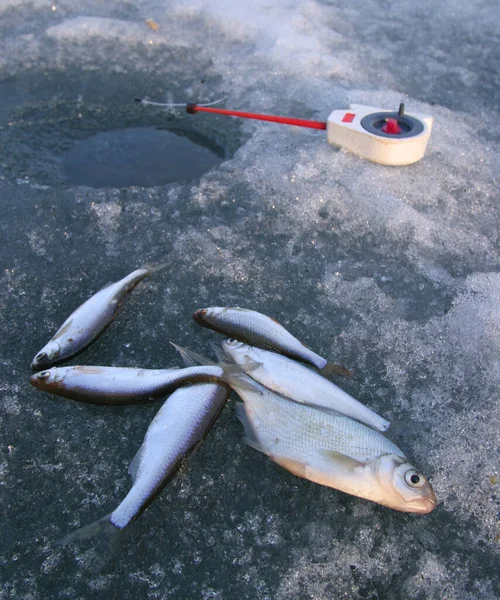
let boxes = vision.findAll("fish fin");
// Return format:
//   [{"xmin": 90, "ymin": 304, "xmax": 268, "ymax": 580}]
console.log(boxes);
[
  {"xmin": 170, "ymin": 343, "xmax": 217, "ymax": 367},
  {"xmin": 272, "ymin": 455, "xmax": 309, "ymax": 479},
  {"xmin": 128, "ymin": 443, "xmax": 145, "ymax": 482},
  {"xmin": 224, "ymin": 371, "xmax": 264, "ymax": 394},
  {"xmin": 319, "ymin": 449, "xmax": 365, "ymax": 471},
  {"xmin": 97, "ymin": 281, "xmax": 114, "ymax": 292},
  {"xmin": 239, "ymin": 421, "xmax": 311, "ymax": 480},
  {"xmin": 171, "ymin": 343, "xmax": 260, "ymax": 375},
  {"xmin": 236, "ymin": 403, "xmax": 265, "ymax": 450},
  {"xmin": 319, "ymin": 362, "xmax": 355, "ymax": 379},
  {"xmin": 56, "ymin": 513, "xmax": 124, "ymax": 573},
  {"xmin": 171, "ymin": 343, "xmax": 262, "ymax": 391},
  {"xmin": 141, "ymin": 262, "xmax": 170, "ymax": 274},
  {"xmin": 56, "ymin": 512, "xmax": 117, "ymax": 546},
  {"xmin": 301, "ymin": 404, "xmax": 348, "ymax": 418},
  {"xmin": 209, "ymin": 341, "xmax": 230, "ymax": 363},
  {"xmin": 218, "ymin": 366, "xmax": 261, "ymax": 392},
  {"xmin": 235, "ymin": 405, "xmax": 313, "ymax": 482}
]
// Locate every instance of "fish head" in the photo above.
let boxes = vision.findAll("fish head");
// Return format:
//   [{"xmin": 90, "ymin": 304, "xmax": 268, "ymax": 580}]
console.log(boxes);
[
  {"xmin": 221, "ymin": 338, "xmax": 254, "ymax": 363},
  {"xmin": 375, "ymin": 454, "xmax": 436, "ymax": 514},
  {"xmin": 29, "ymin": 368, "xmax": 59, "ymax": 391},
  {"xmin": 31, "ymin": 342, "xmax": 61, "ymax": 370},
  {"xmin": 193, "ymin": 307, "xmax": 225, "ymax": 326}
]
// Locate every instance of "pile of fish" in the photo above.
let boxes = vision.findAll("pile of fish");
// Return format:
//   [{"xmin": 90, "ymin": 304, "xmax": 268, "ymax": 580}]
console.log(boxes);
[{"xmin": 29, "ymin": 266, "xmax": 436, "ymax": 546}]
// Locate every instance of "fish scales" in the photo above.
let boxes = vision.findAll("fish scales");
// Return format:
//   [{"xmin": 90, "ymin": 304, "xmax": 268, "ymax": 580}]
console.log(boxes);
[
  {"xmin": 193, "ymin": 307, "xmax": 327, "ymax": 369},
  {"xmin": 30, "ymin": 365, "xmax": 230, "ymax": 405},
  {"xmin": 232, "ymin": 377, "xmax": 436, "ymax": 513},
  {"xmin": 31, "ymin": 266, "xmax": 160, "ymax": 371},
  {"xmin": 221, "ymin": 340, "xmax": 390, "ymax": 431},
  {"xmin": 242, "ymin": 383, "xmax": 402, "ymax": 464},
  {"xmin": 111, "ymin": 382, "xmax": 229, "ymax": 528}
]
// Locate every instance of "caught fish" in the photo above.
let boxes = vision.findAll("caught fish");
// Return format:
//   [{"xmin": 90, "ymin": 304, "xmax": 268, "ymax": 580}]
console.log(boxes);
[
  {"xmin": 221, "ymin": 339, "xmax": 390, "ymax": 432},
  {"xmin": 31, "ymin": 265, "xmax": 165, "ymax": 371},
  {"xmin": 59, "ymin": 382, "xmax": 229, "ymax": 545},
  {"xmin": 30, "ymin": 363, "xmax": 249, "ymax": 405},
  {"xmin": 232, "ymin": 379, "xmax": 436, "ymax": 513},
  {"xmin": 193, "ymin": 306, "xmax": 327, "ymax": 369}
]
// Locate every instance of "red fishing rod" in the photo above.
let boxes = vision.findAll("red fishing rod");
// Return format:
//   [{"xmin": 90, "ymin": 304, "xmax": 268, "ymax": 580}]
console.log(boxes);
[
  {"xmin": 135, "ymin": 97, "xmax": 327, "ymax": 130},
  {"xmin": 185, "ymin": 103, "xmax": 327, "ymax": 130}
]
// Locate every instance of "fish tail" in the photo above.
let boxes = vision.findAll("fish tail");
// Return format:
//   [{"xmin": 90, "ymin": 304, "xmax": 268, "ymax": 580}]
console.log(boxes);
[
  {"xmin": 141, "ymin": 261, "xmax": 170, "ymax": 274},
  {"xmin": 56, "ymin": 512, "xmax": 121, "ymax": 546},
  {"xmin": 170, "ymin": 343, "xmax": 262, "ymax": 392},
  {"xmin": 219, "ymin": 365, "xmax": 262, "ymax": 392},
  {"xmin": 56, "ymin": 513, "xmax": 125, "ymax": 572},
  {"xmin": 319, "ymin": 361, "xmax": 355, "ymax": 379}
]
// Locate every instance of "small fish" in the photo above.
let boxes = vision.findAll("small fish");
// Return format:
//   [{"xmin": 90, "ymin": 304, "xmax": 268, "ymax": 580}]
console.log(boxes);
[
  {"xmin": 231, "ymin": 379, "xmax": 436, "ymax": 514},
  {"xmin": 193, "ymin": 306, "xmax": 327, "ymax": 369},
  {"xmin": 31, "ymin": 265, "xmax": 165, "ymax": 371},
  {"xmin": 221, "ymin": 339, "xmax": 390, "ymax": 432},
  {"xmin": 59, "ymin": 382, "xmax": 229, "ymax": 545},
  {"xmin": 30, "ymin": 364, "xmax": 247, "ymax": 405}
]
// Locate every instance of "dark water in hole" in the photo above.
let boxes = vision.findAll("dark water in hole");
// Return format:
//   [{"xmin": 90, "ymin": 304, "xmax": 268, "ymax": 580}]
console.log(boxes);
[{"xmin": 62, "ymin": 126, "xmax": 226, "ymax": 188}]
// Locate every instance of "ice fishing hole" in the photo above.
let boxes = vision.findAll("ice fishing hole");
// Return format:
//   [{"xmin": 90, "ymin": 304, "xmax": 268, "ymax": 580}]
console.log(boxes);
[
  {"xmin": 62, "ymin": 127, "xmax": 226, "ymax": 188},
  {"xmin": 0, "ymin": 71, "xmax": 243, "ymax": 188}
]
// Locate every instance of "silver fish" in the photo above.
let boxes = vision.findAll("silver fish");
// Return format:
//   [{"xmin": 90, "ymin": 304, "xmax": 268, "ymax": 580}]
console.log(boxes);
[
  {"xmin": 232, "ymin": 379, "xmax": 436, "ymax": 514},
  {"xmin": 193, "ymin": 306, "xmax": 327, "ymax": 369},
  {"xmin": 30, "ymin": 364, "xmax": 244, "ymax": 405},
  {"xmin": 31, "ymin": 265, "xmax": 163, "ymax": 371},
  {"xmin": 221, "ymin": 339, "xmax": 390, "ymax": 432},
  {"xmin": 59, "ymin": 382, "xmax": 229, "ymax": 544}
]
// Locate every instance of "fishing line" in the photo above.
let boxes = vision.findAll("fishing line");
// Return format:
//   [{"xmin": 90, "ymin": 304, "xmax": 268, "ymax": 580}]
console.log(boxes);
[{"xmin": 135, "ymin": 96, "xmax": 228, "ymax": 108}]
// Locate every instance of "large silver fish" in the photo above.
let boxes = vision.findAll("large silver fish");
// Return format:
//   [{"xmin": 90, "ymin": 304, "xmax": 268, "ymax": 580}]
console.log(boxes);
[
  {"xmin": 221, "ymin": 339, "xmax": 390, "ymax": 432},
  {"xmin": 30, "ymin": 364, "xmax": 245, "ymax": 405},
  {"xmin": 60, "ymin": 382, "xmax": 230, "ymax": 544},
  {"xmin": 193, "ymin": 306, "xmax": 327, "ymax": 369},
  {"xmin": 31, "ymin": 265, "xmax": 164, "ymax": 371},
  {"xmin": 232, "ymin": 379, "xmax": 436, "ymax": 514}
]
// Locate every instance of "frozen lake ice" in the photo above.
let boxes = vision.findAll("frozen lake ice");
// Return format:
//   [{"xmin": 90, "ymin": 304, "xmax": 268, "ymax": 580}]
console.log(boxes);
[{"xmin": 0, "ymin": 0, "xmax": 499, "ymax": 598}]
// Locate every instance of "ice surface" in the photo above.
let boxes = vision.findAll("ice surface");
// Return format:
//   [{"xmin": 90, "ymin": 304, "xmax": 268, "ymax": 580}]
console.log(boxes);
[{"xmin": 0, "ymin": 0, "xmax": 499, "ymax": 598}]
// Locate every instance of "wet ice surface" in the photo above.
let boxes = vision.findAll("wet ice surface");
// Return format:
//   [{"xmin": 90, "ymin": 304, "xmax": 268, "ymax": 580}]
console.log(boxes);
[{"xmin": 1, "ymin": 0, "xmax": 499, "ymax": 598}]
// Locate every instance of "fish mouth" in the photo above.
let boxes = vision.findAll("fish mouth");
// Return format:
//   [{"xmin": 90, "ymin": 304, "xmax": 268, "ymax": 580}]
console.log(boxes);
[
  {"xmin": 192, "ymin": 309, "xmax": 208, "ymax": 324},
  {"xmin": 29, "ymin": 369, "xmax": 56, "ymax": 389},
  {"xmin": 31, "ymin": 352, "xmax": 49, "ymax": 371},
  {"xmin": 29, "ymin": 373, "xmax": 41, "ymax": 388},
  {"xmin": 31, "ymin": 345, "xmax": 61, "ymax": 371},
  {"xmin": 408, "ymin": 491, "xmax": 437, "ymax": 514}
]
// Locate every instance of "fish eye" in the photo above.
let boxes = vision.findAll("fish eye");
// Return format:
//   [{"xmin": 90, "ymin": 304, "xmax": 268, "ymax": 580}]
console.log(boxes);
[
  {"xmin": 404, "ymin": 469, "xmax": 425, "ymax": 488},
  {"xmin": 227, "ymin": 338, "xmax": 239, "ymax": 345},
  {"xmin": 37, "ymin": 371, "xmax": 51, "ymax": 380}
]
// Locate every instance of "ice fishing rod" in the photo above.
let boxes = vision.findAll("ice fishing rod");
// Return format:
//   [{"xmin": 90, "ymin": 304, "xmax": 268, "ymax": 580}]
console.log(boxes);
[{"xmin": 135, "ymin": 97, "xmax": 433, "ymax": 166}]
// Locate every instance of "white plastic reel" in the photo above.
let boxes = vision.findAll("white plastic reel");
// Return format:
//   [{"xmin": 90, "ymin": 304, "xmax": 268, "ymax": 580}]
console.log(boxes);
[{"xmin": 327, "ymin": 104, "xmax": 433, "ymax": 166}]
